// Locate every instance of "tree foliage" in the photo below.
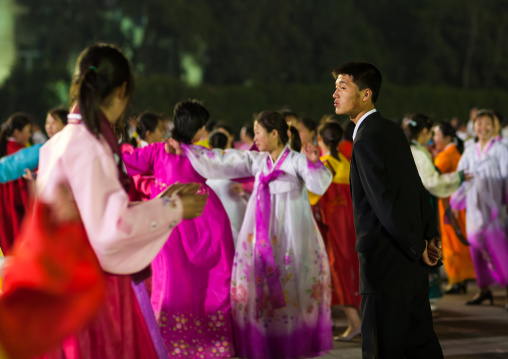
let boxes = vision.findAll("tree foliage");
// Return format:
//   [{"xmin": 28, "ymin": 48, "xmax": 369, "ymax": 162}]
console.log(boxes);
[{"xmin": 2, "ymin": 0, "xmax": 508, "ymax": 127}]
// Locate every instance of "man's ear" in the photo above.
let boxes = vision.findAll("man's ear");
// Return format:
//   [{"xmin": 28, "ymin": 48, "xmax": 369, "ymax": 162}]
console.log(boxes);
[{"xmin": 362, "ymin": 88, "xmax": 372, "ymax": 103}]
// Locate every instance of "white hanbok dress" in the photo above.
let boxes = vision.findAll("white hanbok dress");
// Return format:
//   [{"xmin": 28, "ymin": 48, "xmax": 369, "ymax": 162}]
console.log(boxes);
[
  {"xmin": 451, "ymin": 138, "xmax": 508, "ymax": 287},
  {"xmin": 183, "ymin": 144, "xmax": 333, "ymax": 359}
]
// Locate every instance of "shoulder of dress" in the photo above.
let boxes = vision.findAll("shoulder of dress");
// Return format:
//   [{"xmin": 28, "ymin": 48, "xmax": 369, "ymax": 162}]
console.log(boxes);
[{"xmin": 46, "ymin": 125, "xmax": 110, "ymax": 160}]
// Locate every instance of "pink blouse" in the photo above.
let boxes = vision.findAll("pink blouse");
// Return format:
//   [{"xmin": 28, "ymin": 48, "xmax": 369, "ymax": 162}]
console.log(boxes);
[{"xmin": 37, "ymin": 121, "xmax": 183, "ymax": 274}]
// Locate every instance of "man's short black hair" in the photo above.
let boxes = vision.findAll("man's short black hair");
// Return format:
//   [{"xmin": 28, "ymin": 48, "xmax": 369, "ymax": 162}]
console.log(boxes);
[
  {"xmin": 172, "ymin": 99, "xmax": 209, "ymax": 144},
  {"xmin": 332, "ymin": 62, "xmax": 382, "ymax": 103}
]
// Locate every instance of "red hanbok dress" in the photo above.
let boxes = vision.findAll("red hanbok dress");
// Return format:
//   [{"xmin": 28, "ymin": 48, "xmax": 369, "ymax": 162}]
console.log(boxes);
[
  {"xmin": 0, "ymin": 140, "xmax": 30, "ymax": 253},
  {"xmin": 310, "ymin": 154, "xmax": 360, "ymax": 309}
]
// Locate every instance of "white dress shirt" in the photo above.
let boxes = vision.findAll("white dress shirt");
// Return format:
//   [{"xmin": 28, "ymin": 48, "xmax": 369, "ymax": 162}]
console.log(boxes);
[{"xmin": 352, "ymin": 109, "xmax": 377, "ymax": 141}]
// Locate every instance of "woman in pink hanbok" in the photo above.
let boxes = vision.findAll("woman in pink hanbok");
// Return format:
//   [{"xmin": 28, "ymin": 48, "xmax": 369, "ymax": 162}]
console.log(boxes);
[
  {"xmin": 35, "ymin": 44, "xmax": 207, "ymax": 359},
  {"xmin": 123, "ymin": 100, "xmax": 237, "ymax": 358},
  {"xmin": 451, "ymin": 109, "xmax": 508, "ymax": 310},
  {"xmin": 181, "ymin": 111, "xmax": 334, "ymax": 359}
]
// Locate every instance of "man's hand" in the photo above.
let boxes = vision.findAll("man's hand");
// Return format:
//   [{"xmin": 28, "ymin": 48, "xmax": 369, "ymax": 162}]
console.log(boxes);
[
  {"xmin": 428, "ymin": 237, "xmax": 442, "ymax": 263},
  {"xmin": 422, "ymin": 239, "xmax": 441, "ymax": 266}
]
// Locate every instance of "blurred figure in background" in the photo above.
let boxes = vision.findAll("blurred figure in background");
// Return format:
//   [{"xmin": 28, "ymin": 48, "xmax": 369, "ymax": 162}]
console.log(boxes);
[
  {"xmin": 215, "ymin": 121, "xmax": 235, "ymax": 149},
  {"xmin": 281, "ymin": 109, "xmax": 299, "ymax": 127},
  {"xmin": 45, "ymin": 107, "xmax": 68, "ymax": 139},
  {"xmin": 31, "ymin": 123, "xmax": 48, "ymax": 144},
  {"xmin": 338, "ymin": 121, "xmax": 354, "ymax": 161},
  {"xmin": 298, "ymin": 116, "xmax": 318, "ymax": 145},
  {"xmin": 135, "ymin": 112, "xmax": 165, "ymax": 148},
  {"xmin": 0, "ymin": 113, "xmax": 32, "ymax": 253},
  {"xmin": 405, "ymin": 114, "xmax": 468, "ymax": 304},
  {"xmin": 451, "ymin": 109, "xmax": 508, "ymax": 311},
  {"xmin": 310, "ymin": 121, "xmax": 361, "ymax": 341},
  {"xmin": 432, "ymin": 121, "xmax": 475, "ymax": 294},
  {"xmin": 23, "ymin": 107, "xmax": 70, "ymax": 190},
  {"xmin": 207, "ymin": 130, "xmax": 248, "ymax": 245},
  {"xmin": 236, "ymin": 122, "xmax": 255, "ymax": 150}
]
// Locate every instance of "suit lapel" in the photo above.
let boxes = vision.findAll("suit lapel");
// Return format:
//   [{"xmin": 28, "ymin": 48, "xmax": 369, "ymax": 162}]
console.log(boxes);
[{"xmin": 353, "ymin": 112, "xmax": 378, "ymax": 144}]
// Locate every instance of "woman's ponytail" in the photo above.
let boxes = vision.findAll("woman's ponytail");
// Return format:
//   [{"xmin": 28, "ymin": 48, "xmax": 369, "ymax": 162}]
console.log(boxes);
[
  {"xmin": 289, "ymin": 126, "xmax": 301, "ymax": 152},
  {"xmin": 70, "ymin": 44, "xmax": 134, "ymax": 137},
  {"xmin": 318, "ymin": 121, "xmax": 343, "ymax": 161},
  {"xmin": 78, "ymin": 67, "xmax": 103, "ymax": 137}
]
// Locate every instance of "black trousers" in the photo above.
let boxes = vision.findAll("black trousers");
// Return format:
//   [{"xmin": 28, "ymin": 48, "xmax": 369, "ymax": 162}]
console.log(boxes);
[{"xmin": 360, "ymin": 272, "xmax": 444, "ymax": 359}]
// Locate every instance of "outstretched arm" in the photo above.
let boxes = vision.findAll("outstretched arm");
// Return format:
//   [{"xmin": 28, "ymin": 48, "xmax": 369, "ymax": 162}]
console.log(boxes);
[
  {"xmin": 412, "ymin": 149, "xmax": 460, "ymax": 198},
  {"xmin": 182, "ymin": 144, "xmax": 260, "ymax": 180},
  {"xmin": 0, "ymin": 144, "xmax": 42, "ymax": 183},
  {"xmin": 122, "ymin": 143, "xmax": 156, "ymax": 176}
]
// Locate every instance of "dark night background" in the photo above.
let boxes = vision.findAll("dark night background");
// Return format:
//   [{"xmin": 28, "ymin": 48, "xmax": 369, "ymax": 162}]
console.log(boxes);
[{"xmin": 1, "ymin": 0, "xmax": 508, "ymax": 133}]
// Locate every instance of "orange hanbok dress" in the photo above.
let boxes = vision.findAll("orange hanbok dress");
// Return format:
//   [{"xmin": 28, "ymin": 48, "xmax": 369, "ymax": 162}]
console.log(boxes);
[{"xmin": 434, "ymin": 144, "xmax": 475, "ymax": 284}]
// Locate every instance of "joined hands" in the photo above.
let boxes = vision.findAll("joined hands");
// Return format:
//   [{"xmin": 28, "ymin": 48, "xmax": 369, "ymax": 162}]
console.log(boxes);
[{"xmin": 157, "ymin": 182, "xmax": 208, "ymax": 219}]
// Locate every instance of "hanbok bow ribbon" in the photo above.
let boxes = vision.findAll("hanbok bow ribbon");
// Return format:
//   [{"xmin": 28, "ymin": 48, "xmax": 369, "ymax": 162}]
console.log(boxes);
[{"xmin": 254, "ymin": 147, "xmax": 290, "ymax": 316}]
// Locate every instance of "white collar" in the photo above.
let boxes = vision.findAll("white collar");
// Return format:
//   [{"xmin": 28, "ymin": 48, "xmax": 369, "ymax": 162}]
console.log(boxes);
[{"xmin": 352, "ymin": 109, "xmax": 377, "ymax": 140}]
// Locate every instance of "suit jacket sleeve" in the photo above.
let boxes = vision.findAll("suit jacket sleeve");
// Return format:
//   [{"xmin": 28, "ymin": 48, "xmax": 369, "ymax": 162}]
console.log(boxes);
[
  {"xmin": 354, "ymin": 137, "xmax": 427, "ymax": 261},
  {"xmin": 420, "ymin": 183, "xmax": 440, "ymax": 240}
]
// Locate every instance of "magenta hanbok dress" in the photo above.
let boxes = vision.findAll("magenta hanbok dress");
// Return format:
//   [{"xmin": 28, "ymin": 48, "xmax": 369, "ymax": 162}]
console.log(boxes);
[{"xmin": 123, "ymin": 143, "xmax": 237, "ymax": 358}]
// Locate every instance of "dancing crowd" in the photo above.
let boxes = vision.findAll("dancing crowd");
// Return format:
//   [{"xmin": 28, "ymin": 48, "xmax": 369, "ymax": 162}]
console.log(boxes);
[{"xmin": 0, "ymin": 44, "xmax": 507, "ymax": 359}]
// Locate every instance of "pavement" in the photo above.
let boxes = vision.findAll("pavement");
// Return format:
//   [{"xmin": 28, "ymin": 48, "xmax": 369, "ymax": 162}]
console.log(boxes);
[{"xmin": 318, "ymin": 283, "xmax": 508, "ymax": 359}]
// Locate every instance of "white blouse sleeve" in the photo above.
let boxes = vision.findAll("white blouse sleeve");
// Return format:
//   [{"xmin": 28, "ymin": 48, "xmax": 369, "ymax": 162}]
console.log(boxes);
[
  {"xmin": 412, "ymin": 148, "xmax": 460, "ymax": 198},
  {"xmin": 182, "ymin": 144, "xmax": 261, "ymax": 179},
  {"xmin": 292, "ymin": 152, "xmax": 333, "ymax": 196}
]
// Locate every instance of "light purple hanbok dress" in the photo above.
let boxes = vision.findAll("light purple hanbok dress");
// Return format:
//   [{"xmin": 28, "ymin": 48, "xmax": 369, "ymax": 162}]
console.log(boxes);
[
  {"xmin": 183, "ymin": 144, "xmax": 334, "ymax": 359},
  {"xmin": 451, "ymin": 138, "xmax": 508, "ymax": 287},
  {"xmin": 123, "ymin": 143, "xmax": 236, "ymax": 358}
]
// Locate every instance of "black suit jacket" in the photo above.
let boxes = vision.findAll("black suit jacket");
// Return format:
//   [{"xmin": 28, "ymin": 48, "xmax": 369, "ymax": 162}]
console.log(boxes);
[{"xmin": 350, "ymin": 111, "xmax": 439, "ymax": 293}]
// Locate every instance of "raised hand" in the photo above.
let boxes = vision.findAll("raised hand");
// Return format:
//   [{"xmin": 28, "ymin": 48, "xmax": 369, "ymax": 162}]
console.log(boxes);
[
  {"xmin": 230, "ymin": 182, "xmax": 245, "ymax": 196},
  {"xmin": 165, "ymin": 138, "xmax": 182, "ymax": 155},
  {"xmin": 302, "ymin": 142, "xmax": 320, "ymax": 164}
]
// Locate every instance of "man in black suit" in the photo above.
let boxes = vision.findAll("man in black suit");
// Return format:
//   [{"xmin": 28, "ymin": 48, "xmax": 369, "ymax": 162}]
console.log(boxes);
[{"xmin": 332, "ymin": 62, "xmax": 444, "ymax": 358}]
